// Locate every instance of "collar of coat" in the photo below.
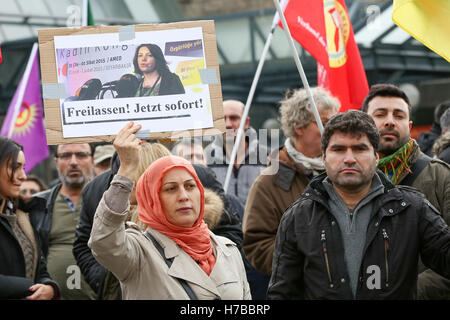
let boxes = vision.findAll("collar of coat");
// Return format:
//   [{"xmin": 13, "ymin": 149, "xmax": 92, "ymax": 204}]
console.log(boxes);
[
  {"xmin": 143, "ymin": 227, "xmax": 236, "ymax": 297},
  {"xmin": 302, "ymin": 170, "xmax": 414, "ymax": 218},
  {"xmin": 432, "ymin": 131, "xmax": 450, "ymax": 157},
  {"xmin": 307, "ymin": 170, "xmax": 395, "ymax": 198},
  {"xmin": 26, "ymin": 182, "xmax": 62, "ymax": 215},
  {"xmin": 145, "ymin": 228, "xmax": 234, "ymax": 260}
]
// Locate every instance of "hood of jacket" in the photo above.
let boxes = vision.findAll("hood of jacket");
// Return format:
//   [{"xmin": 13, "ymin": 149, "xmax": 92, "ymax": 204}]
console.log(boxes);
[
  {"xmin": 193, "ymin": 164, "xmax": 225, "ymax": 198},
  {"xmin": 192, "ymin": 163, "xmax": 241, "ymax": 221},
  {"xmin": 432, "ymin": 131, "xmax": 450, "ymax": 157},
  {"xmin": 27, "ymin": 182, "xmax": 62, "ymax": 215},
  {"xmin": 203, "ymin": 188, "xmax": 224, "ymax": 230}
]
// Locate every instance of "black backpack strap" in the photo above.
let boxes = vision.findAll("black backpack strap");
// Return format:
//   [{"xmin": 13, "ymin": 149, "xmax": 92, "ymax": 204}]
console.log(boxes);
[
  {"xmin": 400, "ymin": 155, "xmax": 432, "ymax": 187},
  {"xmin": 144, "ymin": 231, "xmax": 198, "ymax": 300}
]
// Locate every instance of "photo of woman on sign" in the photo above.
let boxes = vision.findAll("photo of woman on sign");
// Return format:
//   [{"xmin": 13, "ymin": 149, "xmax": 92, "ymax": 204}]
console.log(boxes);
[{"xmin": 133, "ymin": 43, "xmax": 185, "ymax": 97}]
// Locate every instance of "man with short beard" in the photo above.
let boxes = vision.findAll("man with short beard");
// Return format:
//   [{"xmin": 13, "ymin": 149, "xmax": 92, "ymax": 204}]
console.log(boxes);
[
  {"xmin": 29, "ymin": 143, "xmax": 96, "ymax": 300},
  {"xmin": 361, "ymin": 84, "xmax": 450, "ymax": 300},
  {"xmin": 267, "ymin": 110, "xmax": 450, "ymax": 300},
  {"xmin": 361, "ymin": 84, "xmax": 449, "ymax": 218}
]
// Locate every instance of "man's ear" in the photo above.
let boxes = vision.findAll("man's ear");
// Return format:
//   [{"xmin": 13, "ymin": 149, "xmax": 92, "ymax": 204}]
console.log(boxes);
[
  {"xmin": 294, "ymin": 126, "xmax": 304, "ymax": 137},
  {"xmin": 244, "ymin": 117, "xmax": 250, "ymax": 131}
]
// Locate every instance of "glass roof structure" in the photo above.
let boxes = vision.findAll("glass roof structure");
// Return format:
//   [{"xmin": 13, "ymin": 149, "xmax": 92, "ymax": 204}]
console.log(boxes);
[{"xmin": 1, "ymin": 0, "xmax": 449, "ymax": 127}]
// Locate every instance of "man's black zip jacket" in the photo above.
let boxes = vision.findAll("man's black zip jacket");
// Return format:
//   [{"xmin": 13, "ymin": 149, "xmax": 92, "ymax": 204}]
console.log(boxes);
[{"xmin": 267, "ymin": 171, "xmax": 450, "ymax": 300}]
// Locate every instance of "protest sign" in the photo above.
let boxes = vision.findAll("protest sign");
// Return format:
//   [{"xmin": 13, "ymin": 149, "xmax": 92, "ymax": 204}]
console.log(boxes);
[{"xmin": 38, "ymin": 20, "xmax": 225, "ymax": 144}]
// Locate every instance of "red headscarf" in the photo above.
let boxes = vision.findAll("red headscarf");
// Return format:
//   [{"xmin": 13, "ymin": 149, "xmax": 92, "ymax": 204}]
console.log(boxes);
[{"xmin": 136, "ymin": 156, "xmax": 215, "ymax": 275}]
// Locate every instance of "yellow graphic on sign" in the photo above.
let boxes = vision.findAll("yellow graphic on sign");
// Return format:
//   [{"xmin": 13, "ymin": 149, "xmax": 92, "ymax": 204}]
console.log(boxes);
[
  {"xmin": 324, "ymin": 0, "xmax": 350, "ymax": 68},
  {"xmin": 176, "ymin": 59, "xmax": 205, "ymax": 87},
  {"xmin": 191, "ymin": 87, "xmax": 204, "ymax": 93}
]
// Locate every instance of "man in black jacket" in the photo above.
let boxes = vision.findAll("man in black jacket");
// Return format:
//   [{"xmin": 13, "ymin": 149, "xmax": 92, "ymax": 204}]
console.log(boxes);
[
  {"xmin": 267, "ymin": 110, "xmax": 450, "ymax": 300},
  {"xmin": 72, "ymin": 152, "xmax": 120, "ymax": 299}
]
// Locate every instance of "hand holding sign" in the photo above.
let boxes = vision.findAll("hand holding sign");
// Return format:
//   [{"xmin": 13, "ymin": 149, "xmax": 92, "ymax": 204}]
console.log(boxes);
[
  {"xmin": 38, "ymin": 21, "xmax": 225, "ymax": 144},
  {"xmin": 115, "ymin": 121, "xmax": 143, "ymax": 181}
]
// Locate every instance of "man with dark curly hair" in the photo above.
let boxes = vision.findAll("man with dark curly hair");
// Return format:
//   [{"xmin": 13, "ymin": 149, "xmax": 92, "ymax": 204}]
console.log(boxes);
[{"xmin": 268, "ymin": 110, "xmax": 450, "ymax": 300}]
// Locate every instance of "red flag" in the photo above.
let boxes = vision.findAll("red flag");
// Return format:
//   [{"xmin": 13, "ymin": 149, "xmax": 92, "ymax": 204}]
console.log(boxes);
[
  {"xmin": 0, "ymin": 45, "xmax": 2, "ymax": 64},
  {"xmin": 279, "ymin": 0, "xmax": 368, "ymax": 111}
]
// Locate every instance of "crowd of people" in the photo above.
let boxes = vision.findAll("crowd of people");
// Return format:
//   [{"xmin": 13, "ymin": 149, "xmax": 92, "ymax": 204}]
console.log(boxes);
[{"xmin": 0, "ymin": 83, "xmax": 449, "ymax": 300}]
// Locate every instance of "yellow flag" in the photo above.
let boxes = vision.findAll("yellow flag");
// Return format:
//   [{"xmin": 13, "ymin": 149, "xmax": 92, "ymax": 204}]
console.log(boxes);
[{"xmin": 392, "ymin": 0, "xmax": 450, "ymax": 62}]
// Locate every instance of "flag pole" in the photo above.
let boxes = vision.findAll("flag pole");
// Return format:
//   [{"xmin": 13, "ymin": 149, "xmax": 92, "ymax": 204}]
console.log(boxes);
[
  {"xmin": 82, "ymin": 0, "xmax": 88, "ymax": 26},
  {"xmin": 223, "ymin": 14, "xmax": 279, "ymax": 193},
  {"xmin": 7, "ymin": 42, "xmax": 39, "ymax": 138},
  {"xmin": 272, "ymin": 0, "xmax": 324, "ymax": 134}
]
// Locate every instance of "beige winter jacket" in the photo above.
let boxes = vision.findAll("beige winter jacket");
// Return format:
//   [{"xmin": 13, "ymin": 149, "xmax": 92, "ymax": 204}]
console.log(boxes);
[{"xmin": 88, "ymin": 191, "xmax": 251, "ymax": 300}]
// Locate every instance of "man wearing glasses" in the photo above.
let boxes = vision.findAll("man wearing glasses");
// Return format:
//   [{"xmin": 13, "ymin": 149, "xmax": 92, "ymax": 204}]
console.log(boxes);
[{"xmin": 29, "ymin": 143, "xmax": 96, "ymax": 300}]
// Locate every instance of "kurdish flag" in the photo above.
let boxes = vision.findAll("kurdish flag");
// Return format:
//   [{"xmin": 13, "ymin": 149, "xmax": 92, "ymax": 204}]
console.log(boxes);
[
  {"xmin": 0, "ymin": 43, "xmax": 49, "ymax": 173},
  {"xmin": 393, "ymin": 0, "xmax": 450, "ymax": 62}
]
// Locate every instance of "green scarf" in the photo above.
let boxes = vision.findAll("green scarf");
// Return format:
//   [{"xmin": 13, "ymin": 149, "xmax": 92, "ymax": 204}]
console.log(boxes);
[{"xmin": 377, "ymin": 139, "xmax": 414, "ymax": 184}]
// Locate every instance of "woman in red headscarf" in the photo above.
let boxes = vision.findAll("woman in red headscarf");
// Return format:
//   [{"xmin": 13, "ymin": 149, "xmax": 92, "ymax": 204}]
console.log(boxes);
[{"xmin": 88, "ymin": 122, "xmax": 251, "ymax": 300}]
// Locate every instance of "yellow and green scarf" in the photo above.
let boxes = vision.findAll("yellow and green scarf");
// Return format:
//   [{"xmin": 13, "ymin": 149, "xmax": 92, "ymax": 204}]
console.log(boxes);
[{"xmin": 377, "ymin": 139, "xmax": 415, "ymax": 184}]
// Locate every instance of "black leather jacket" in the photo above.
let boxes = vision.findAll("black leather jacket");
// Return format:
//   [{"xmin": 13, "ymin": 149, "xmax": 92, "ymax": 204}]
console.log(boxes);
[
  {"xmin": 267, "ymin": 171, "xmax": 450, "ymax": 300},
  {"xmin": 1, "ymin": 199, "xmax": 60, "ymax": 299},
  {"xmin": 28, "ymin": 183, "xmax": 62, "ymax": 258}
]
